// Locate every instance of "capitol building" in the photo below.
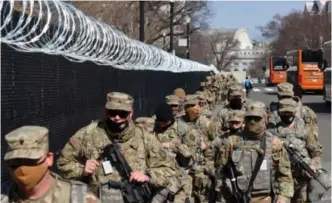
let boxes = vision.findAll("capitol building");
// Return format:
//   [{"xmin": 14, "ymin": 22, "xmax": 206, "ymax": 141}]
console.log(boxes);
[{"xmin": 201, "ymin": 28, "xmax": 269, "ymax": 72}]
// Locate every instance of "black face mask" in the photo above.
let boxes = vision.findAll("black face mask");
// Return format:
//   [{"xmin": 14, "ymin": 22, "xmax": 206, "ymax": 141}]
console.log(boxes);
[
  {"xmin": 230, "ymin": 127, "xmax": 242, "ymax": 135},
  {"xmin": 280, "ymin": 115, "xmax": 295, "ymax": 125},
  {"xmin": 106, "ymin": 119, "xmax": 129, "ymax": 133},
  {"xmin": 230, "ymin": 99, "xmax": 242, "ymax": 110}
]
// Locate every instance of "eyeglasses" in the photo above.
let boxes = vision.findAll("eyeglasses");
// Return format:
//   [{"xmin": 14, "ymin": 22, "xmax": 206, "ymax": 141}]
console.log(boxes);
[
  {"xmin": 245, "ymin": 116, "xmax": 262, "ymax": 122},
  {"xmin": 107, "ymin": 110, "xmax": 130, "ymax": 119}
]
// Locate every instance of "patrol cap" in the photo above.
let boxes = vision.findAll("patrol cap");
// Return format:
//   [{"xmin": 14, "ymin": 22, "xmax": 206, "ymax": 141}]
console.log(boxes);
[
  {"xmin": 245, "ymin": 101, "xmax": 266, "ymax": 117},
  {"xmin": 206, "ymin": 80, "xmax": 212, "ymax": 85},
  {"xmin": 197, "ymin": 93, "xmax": 207, "ymax": 100},
  {"xmin": 200, "ymin": 82, "xmax": 205, "ymax": 87},
  {"xmin": 228, "ymin": 110, "xmax": 245, "ymax": 122},
  {"xmin": 105, "ymin": 92, "xmax": 134, "ymax": 112},
  {"xmin": 173, "ymin": 88, "xmax": 186, "ymax": 99},
  {"xmin": 184, "ymin": 94, "xmax": 198, "ymax": 105},
  {"xmin": 4, "ymin": 126, "xmax": 49, "ymax": 160},
  {"xmin": 135, "ymin": 117, "xmax": 155, "ymax": 132},
  {"xmin": 165, "ymin": 95, "xmax": 180, "ymax": 105},
  {"xmin": 279, "ymin": 98, "xmax": 297, "ymax": 113},
  {"xmin": 277, "ymin": 82, "xmax": 294, "ymax": 97},
  {"xmin": 229, "ymin": 85, "xmax": 243, "ymax": 97}
]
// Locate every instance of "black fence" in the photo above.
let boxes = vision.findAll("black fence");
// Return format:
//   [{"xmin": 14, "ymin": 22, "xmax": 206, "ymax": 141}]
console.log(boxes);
[{"xmin": 1, "ymin": 43, "xmax": 209, "ymax": 175}]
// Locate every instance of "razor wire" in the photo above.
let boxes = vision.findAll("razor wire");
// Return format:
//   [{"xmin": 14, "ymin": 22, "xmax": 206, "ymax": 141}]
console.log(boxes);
[{"xmin": 0, "ymin": 0, "xmax": 217, "ymax": 73}]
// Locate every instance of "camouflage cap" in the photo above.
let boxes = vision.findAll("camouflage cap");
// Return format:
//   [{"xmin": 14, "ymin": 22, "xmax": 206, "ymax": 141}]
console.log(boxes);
[
  {"xmin": 105, "ymin": 92, "xmax": 134, "ymax": 111},
  {"xmin": 229, "ymin": 84, "xmax": 243, "ymax": 97},
  {"xmin": 245, "ymin": 101, "xmax": 266, "ymax": 117},
  {"xmin": 277, "ymin": 82, "xmax": 294, "ymax": 97},
  {"xmin": 206, "ymin": 80, "xmax": 213, "ymax": 85},
  {"xmin": 135, "ymin": 117, "xmax": 155, "ymax": 132},
  {"xmin": 184, "ymin": 94, "xmax": 198, "ymax": 105},
  {"xmin": 4, "ymin": 126, "xmax": 49, "ymax": 160},
  {"xmin": 200, "ymin": 82, "xmax": 205, "ymax": 87},
  {"xmin": 279, "ymin": 98, "xmax": 297, "ymax": 113},
  {"xmin": 165, "ymin": 95, "xmax": 180, "ymax": 105},
  {"xmin": 197, "ymin": 93, "xmax": 207, "ymax": 100},
  {"xmin": 173, "ymin": 88, "xmax": 186, "ymax": 99},
  {"xmin": 206, "ymin": 76, "xmax": 212, "ymax": 81},
  {"xmin": 228, "ymin": 110, "xmax": 245, "ymax": 122}
]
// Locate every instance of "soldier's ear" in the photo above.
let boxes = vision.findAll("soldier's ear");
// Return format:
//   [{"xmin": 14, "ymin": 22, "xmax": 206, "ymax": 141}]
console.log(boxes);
[
  {"xmin": 128, "ymin": 110, "xmax": 133, "ymax": 120},
  {"xmin": 46, "ymin": 152, "xmax": 54, "ymax": 167}
]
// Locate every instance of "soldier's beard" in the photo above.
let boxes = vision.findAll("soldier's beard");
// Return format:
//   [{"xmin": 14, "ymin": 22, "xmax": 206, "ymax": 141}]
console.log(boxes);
[{"xmin": 106, "ymin": 119, "xmax": 129, "ymax": 133}]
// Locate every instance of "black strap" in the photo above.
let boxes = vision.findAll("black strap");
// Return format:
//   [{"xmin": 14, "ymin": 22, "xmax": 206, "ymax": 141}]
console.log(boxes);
[{"xmin": 245, "ymin": 135, "xmax": 267, "ymax": 195}]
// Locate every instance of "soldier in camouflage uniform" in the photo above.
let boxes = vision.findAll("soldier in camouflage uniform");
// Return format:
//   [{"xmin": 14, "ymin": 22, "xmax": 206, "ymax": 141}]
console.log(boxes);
[
  {"xmin": 197, "ymin": 93, "xmax": 213, "ymax": 119},
  {"xmin": 268, "ymin": 82, "xmax": 318, "ymax": 135},
  {"xmin": 214, "ymin": 84, "xmax": 249, "ymax": 134},
  {"xmin": 135, "ymin": 117, "xmax": 155, "ymax": 134},
  {"xmin": 1, "ymin": 126, "xmax": 100, "ymax": 203},
  {"xmin": 215, "ymin": 101, "xmax": 294, "ymax": 203},
  {"xmin": 179, "ymin": 95, "xmax": 215, "ymax": 203},
  {"xmin": 174, "ymin": 88, "xmax": 186, "ymax": 117},
  {"xmin": 166, "ymin": 95, "xmax": 185, "ymax": 118},
  {"xmin": 204, "ymin": 80, "xmax": 216, "ymax": 109},
  {"xmin": 269, "ymin": 98, "xmax": 323, "ymax": 203},
  {"xmin": 153, "ymin": 103, "xmax": 195, "ymax": 203},
  {"xmin": 57, "ymin": 92, "xmax": 182, "ymax": 203}
]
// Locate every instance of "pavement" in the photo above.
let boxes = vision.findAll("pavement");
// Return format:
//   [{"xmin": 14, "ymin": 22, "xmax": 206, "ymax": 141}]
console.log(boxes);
[{"xmin": 214, "ymin": 83, "xmax": 332, "ymax": 202}]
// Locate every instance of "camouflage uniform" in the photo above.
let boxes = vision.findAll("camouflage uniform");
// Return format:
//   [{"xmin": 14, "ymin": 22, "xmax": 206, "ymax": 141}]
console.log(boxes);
[
  {"xmin": 180, "ymin": 95, "xmax": 214, "ymax": 203},
  {"xmin": 215, "ymin": 102, "xmax": 294, "ymax": 203},
  {"xmin": 135, "ymin": 117, "xmax": 155, "ymax": 133},
  {"xmin": 57, "ymin": 92, "xmax": 182, "ymax": 203},
  {"xmin": 1, "ymin": 126, "xmax": 100, "ymax": 203},
  {"xmin": 269, "ymin": 99, "xmax": 323, "ymax": 203},
  {"xmin": 197, "ymin": 93, "xmax": 213, "ymax": 118},
  {"xmin": 268, "ymin": 83, "xmax": 319, "ymax": 135},
  {"xmin": 214, "ymin": 84, "xmax": 248, "ymax": 133}
]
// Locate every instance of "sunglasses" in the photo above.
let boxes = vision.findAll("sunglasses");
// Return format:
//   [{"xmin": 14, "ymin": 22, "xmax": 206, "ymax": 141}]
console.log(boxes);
[
  {"xmin": 7, "ymin": 156, "xmax": 47, "ymax": 168},
  {"xmin": 107, "ymin": 110, "xmax": 130, "ymax": 119},
  {"xmin": 245, "ymin": 116, "xmax": 262, "ymax": 122}
]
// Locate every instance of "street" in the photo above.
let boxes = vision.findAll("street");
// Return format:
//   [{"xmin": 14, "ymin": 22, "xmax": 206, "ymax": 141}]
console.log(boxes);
[{"xmin": 214, "ymin": 84, "xmax": 331, "ymax": 202}]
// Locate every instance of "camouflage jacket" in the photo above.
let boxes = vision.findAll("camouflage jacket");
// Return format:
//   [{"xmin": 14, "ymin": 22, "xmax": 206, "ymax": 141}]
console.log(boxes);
[
  {"xmin": 216, "ymin": 105, "xmax": 247, "ymax": 132},
  {"xmin": 1, "ymin": 172, "xmax": 99, "ymax": 203},
  {"xmin": 57, "ymin": 120, "xmax": 181, "ymax": 196}
]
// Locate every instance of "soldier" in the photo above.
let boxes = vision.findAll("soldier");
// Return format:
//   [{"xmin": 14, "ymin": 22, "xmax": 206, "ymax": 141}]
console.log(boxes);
[
  {"xmin": 166, "ymin": 94, "xmax": 185, "ymax": 118},
  {"xmin": 197, "ymin": 93, "xmax": 212, "ymax": 118},
  {"xmin": 174, "ymin": 88, "xmax": 186, "ymax": 117},
  {"xmin": 268, "ymin": 82, "xmax": 318, "ymax": 133},
  {"xmin": 154, "ymin": 103, "xmax": 194, "ymax": 203},
  {"xmin": 179, "ymin": 94, "xmax": 215, "ymax": 203},
  {"xmin": 135, "ymin": 117, "xmax": 155, "ymax": 134},
  {"xmin": 1, "ymin": 126, "xmax": 100, "ymax": 203},
  {"xmin": 57, "ymin": 92, "xmax": 182, "ymax": 203},
  {"xmin": 215, "ymin": 101, "xmax": 294, "ymax": 203},
  {"xmin": 269, "ymin": 98, "xmax": 324, "ymax": 203},
  {"xmin": 215, "ymin": 84, "xmax": 248, "ymax": 133}
]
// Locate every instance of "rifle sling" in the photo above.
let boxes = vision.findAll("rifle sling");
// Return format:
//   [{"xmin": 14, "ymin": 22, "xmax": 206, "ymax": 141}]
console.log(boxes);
[{"xmin": 245, "ymin": 135, "xmax": 267, "ymax": 195}]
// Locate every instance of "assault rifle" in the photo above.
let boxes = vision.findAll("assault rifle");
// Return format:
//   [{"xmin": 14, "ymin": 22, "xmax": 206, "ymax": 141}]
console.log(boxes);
[
  {"xmin": 101, "ymin": 143, "xmax": 152, "ymax": 203},
  {"xmin": 227, "ymin": 163, "xmax": 249, "ymax": 203},
  {"xmin": 283, "ymin": 143, "xmax": 331, "ymax": 191}
]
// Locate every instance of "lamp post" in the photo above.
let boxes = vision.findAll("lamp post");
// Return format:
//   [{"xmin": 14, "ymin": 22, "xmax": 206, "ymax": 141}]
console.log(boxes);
[
  {"xmin": 139, "ymin": 1, "xmax": 145, "ymax": 42},
  {"xmin": 169, "ymin": 0, "xmax": 174, "ymax": 54},
  {"xmin": 185, "ymin": 16, "xmax": 191, "ymax": 59}
]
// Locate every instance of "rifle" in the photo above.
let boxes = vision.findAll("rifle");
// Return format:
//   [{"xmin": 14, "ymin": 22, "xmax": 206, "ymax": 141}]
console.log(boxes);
[
  {"xmin": 101, "ymin": 142, "xmax": 152, "ymax": 203},
  {"xmin": 227, "ymin": 163, "xmax": 249, "ymax": 203},
  {"xmin": 283, "ymin": 143, "xmax": 331, "ymax": 190}
]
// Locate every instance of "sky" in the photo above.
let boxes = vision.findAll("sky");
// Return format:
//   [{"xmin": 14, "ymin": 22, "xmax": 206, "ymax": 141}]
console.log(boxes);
[{"xmin": 209, "ymin": 1, "xmax": 307, "ymax": 41}]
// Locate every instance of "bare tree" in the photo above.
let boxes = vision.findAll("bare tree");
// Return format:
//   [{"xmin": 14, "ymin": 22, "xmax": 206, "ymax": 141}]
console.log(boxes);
[
  {"xmin": 71, "ymin": 1, "xmax": 211, "ymax": 47},
  {"xmin": 205, "ymin": 31, "xmax": 239, "ymax": 70},
  {"xmin": 258, "ymin": 10, "xmax": 331, "ymax": 54}
]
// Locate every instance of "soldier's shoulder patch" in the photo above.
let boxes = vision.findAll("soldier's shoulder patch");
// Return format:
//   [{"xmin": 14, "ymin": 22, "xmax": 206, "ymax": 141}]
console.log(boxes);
[{"xmin": 70, "ymin": 137, "xmax": 80, "ymax": 149}]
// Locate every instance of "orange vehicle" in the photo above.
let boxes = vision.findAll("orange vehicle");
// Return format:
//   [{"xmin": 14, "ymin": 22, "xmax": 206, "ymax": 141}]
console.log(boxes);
[
  {"xmin": 286, "ymin": 49, "xmax": 324, "ymax": 93},
  {"xmin": 264, "ymin": 56, "xmax": 288, "ymax": 86}
]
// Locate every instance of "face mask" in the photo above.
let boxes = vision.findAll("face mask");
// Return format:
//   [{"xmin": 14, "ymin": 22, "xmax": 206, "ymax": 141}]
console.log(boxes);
[
  {"xmin": 185, "ymin": 107, "xmax": 200, "ymax": 121},
  {"xmin": 280, "ymin": 115, "xmax": 295, "ymax": 125},
  {"xmin": 244, "ymin": 119, "xmax": 266, "ymax": 139},
  {"xmin": 230, "ymin": 127, "xmax": 242, "ymax": 135},
  {"xmin": 229, "ymin": 99, "xmax": 242, "ymax": 110},
  {"xmin": 106, "ymin": 119, "xmax": 129, "ymax": 133},
  {"xmin": 9, "ymin": 161, "xmax": 48, "ymax": 190}
]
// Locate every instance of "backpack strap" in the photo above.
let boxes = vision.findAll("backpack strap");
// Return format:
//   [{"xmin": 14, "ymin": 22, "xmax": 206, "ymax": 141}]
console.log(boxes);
[{"xmin": 70, "ymin": 180, "xmax": 88, "ymax": 203}]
